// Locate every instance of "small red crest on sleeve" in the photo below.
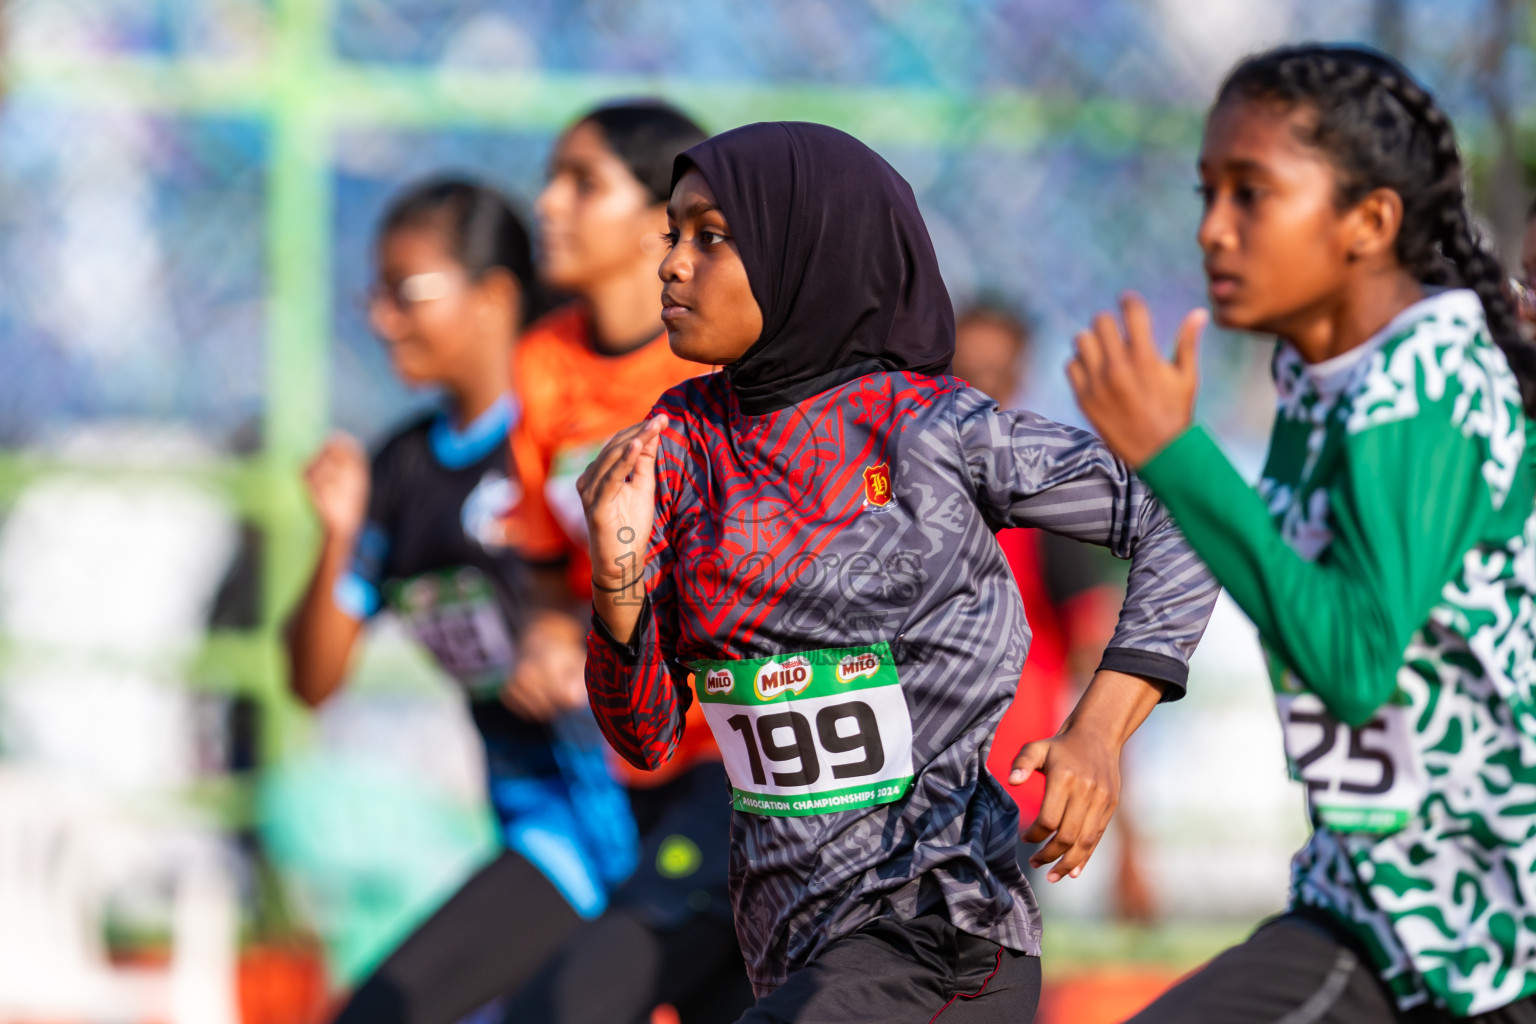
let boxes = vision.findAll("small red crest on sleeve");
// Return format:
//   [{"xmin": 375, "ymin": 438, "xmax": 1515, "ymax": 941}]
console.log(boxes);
[{"xmin": 862, "ymin": 462, "xmax": 893, "ymax": 508}]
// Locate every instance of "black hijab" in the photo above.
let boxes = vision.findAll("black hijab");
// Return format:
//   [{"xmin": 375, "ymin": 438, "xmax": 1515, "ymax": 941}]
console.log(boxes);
[{"xmin": 673, "ymin": 122, "xmax": 954, "ymax": 415}]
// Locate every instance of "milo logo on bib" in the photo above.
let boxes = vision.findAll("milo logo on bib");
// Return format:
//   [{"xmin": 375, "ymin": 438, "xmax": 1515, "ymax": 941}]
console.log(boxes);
[
  {"xmin": 754, "ymin": 656, "xmax": 812, "ymax": 701},
  {"xmin": 689, "ymin": 643, "xmax": 915, "ymax": 818},
  {"xmin": 836, "ymin": 651, "xmax": 881, "ymax": 683}
]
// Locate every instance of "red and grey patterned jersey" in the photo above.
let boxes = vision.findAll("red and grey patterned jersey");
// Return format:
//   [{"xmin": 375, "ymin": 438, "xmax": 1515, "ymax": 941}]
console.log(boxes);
[{"xmin": 586, "ymin": 370, "xmax": 1218, "ymax": 993}]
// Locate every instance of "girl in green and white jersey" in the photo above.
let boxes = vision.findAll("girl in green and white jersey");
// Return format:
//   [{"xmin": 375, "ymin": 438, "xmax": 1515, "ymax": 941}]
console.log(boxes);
[{"xmin": 1070, "ymin": 45, "xmax": 1536, "ymax": 1023}]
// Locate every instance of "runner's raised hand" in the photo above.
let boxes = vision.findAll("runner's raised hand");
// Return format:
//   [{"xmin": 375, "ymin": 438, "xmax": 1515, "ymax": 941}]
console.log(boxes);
[
  {"xmin": 503, "ymin": 610, "xmax": 588, "ymax": 722},
  {"xmin": 578, "ymin": 415, "xmax": 668, "ymax": 641},
  {"xmin": 304, "ymin": 433, "xmax": 370, "ymax": 541},
  {"xmin": 1068, "ymin": 293, "xmax": 1206, "ymax": 468}
]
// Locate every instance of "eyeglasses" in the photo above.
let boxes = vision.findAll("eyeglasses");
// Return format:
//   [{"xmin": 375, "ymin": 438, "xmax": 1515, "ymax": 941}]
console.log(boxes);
[
  {"xmin": 366, "ymin": 271, "xmax": 461, "ymax": 312},
  {"xmin": 1511, "ymin": 277, "xmax": 1536, "ymax": 321}
]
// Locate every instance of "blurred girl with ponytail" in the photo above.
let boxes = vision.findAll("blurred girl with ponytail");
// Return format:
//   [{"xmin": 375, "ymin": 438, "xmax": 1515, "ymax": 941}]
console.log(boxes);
[
  {"xmin": 1071, "ymin": 44, "xmax": 1536, "ymax": 1022},
  {"xmin": 290, "ymin": 178, "xmax": 637, "ymax": 1024}
]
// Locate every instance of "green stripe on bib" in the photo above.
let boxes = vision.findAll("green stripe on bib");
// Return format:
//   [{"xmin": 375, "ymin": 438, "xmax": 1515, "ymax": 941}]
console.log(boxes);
[
  {"xmin": 731, "ymin": 776, "xmax": 915, "ymax": 817},
  {"xmin": 691, "ymin": 643, "xmax": 897, "ymax": 706}
]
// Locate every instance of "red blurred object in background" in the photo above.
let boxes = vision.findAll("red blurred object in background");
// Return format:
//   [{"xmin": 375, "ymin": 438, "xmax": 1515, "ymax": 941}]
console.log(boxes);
[
  {"xmin": 1037, "ymin": 969, "xmax": 1187, "ymax": 1024},
  {"xmin": 237, "ymin": 945, "xmax": 328, "ymax": 1024},
  {"xmin": 987, "ymin": 528, "xmax": 1119, "ymax": 827}
]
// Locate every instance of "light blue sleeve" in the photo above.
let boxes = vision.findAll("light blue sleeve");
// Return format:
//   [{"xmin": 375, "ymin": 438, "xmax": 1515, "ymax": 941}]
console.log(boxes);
[{"xmin": 331, "ymin": 523, "xmax": 388, "ymax": 621}]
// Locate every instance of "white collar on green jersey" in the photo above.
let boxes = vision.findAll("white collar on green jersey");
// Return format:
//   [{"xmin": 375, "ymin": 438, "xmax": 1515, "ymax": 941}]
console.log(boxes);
[{"xmin": 1298, "ymin": 287, "xmax": 1483, "ymax": 399}]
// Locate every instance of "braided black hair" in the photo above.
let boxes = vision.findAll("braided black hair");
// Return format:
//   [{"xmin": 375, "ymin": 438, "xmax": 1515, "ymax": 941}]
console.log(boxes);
[
  {"xmin": 1218, "ymin": 44, "xmax": 1536, "ymax": 416},
  {"xmin": 380, "ymin": 178, "xmax": 552, "ymax": 328}
]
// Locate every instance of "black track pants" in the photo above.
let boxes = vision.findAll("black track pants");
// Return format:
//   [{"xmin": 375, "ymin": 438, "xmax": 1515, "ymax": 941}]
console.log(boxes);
[
  {"xmin": 1127, "ymin": 914, "xmax": 1536, "ymax": 1024},
  {"xmin": 496, "ymin": 907, "xmax": 753, "ymax": 1024},
  {"xmin": 332, "ymin": 850, "xmax": 580, "ymax": 1024},
  {"xmin": 736, "ymin": 913, "xmax": 1041, "ymax": 1024}
]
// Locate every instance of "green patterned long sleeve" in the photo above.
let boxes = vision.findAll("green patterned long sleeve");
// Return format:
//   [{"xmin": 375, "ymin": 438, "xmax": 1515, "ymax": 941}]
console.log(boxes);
[{"xmin": 1139, "ymin": 412, "xmax": 1501, "ymax": 727}]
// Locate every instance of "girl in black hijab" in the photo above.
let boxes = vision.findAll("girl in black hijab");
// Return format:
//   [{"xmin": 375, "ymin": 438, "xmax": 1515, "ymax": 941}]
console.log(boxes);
[
  {"xmin": 577, "ymin": 122, "xmax": 1219, "ymax": 1022},
  {"xmin": 665, "ymin": 119, "xmax": 954, "ymax": 411}
]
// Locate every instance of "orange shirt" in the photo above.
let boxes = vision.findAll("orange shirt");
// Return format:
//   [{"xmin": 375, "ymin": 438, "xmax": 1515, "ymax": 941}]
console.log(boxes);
[
  {"xmin": 507, "ymin": 302, "xmax": 716, "ymax": 786},
  {"xmin": 509, "ymin": 304, "xmax": 709, "ymax": 576}
]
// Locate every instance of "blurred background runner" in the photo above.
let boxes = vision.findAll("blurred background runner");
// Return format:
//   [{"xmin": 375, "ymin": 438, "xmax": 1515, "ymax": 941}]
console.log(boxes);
[{"xmin": 285, "ymin": 179, "xmax": 639, "ymax": 1024}]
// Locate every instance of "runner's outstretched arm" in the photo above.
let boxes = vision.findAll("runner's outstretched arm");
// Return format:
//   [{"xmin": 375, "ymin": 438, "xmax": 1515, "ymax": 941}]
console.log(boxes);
[
  {"xmin": 953, "ymin": 386, "xmax": 1219, "ymax": 697},
  {"xmin": 951, "ymin": 385, "xmax": 1220, "ymax": 881},
  {"xmin": 1071, "ymin": 294, "xmax": 1494, "ymax": 727},
  {"xmin": 1136, "ymin": 417, "xmax": 1487, "ymax": 726}
]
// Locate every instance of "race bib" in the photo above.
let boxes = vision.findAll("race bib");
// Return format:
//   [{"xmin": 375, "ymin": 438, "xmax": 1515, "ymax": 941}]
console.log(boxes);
[
  {"xmin": 1275, "ymin": 684, "xmax": 1427, "ymax": 835},
  {"xmin": 689, "ymin": 643, "xmax": 914, "ymax": 817},
  {"xmin": 386, "ymin": 566, "xmax": 514, "ymax": 698}
]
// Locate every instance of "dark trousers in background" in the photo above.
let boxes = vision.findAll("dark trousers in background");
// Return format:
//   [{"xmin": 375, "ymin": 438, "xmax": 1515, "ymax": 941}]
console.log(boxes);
[
  {"xmin": 498, "ymin": 760, "xmax": 752, "ymax": 1024},
  {"xmin": 332, "ymin": 850, "xmax": 579, "ymax": 1024},
  {"xmin": 1127, "ymin": 913, "xmax": 1536, "ymax": 1024},
  {"xmin": 496, "ymin": 906, "xmax": 752, "ymax": 1024},
  {"xmin": 333, "ymin": 760, "xmax": 751, "ymax": 1024}
]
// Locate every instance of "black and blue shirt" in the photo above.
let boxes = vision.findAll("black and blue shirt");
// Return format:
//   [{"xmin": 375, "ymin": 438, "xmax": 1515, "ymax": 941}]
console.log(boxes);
[{"xmin": 339, "ymin": 395, "xmax": 637, "ymax": 916}]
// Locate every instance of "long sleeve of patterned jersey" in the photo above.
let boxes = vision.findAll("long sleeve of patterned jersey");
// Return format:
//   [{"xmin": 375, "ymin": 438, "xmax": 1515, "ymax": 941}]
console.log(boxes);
[
  {"xmin": 1139, "ymin": 413, "xmax": 1502, "ymax": 727},
  {"xmin": 952, "ymin": 387, "xmax": 1220, "ymax": 692},
  {"xmin": 586, "ymin": 598, "xmax": 689, "ymax": 770}
]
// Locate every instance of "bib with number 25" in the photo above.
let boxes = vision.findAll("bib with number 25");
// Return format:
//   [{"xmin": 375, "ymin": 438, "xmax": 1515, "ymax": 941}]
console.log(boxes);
[
  {"xmin": 689, "ymin": 643, "xmax": 915, "ymax": 817},
  {"xmin": 1272, "ymin": 662, "xmax": 1427, "ymax": 835}
]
